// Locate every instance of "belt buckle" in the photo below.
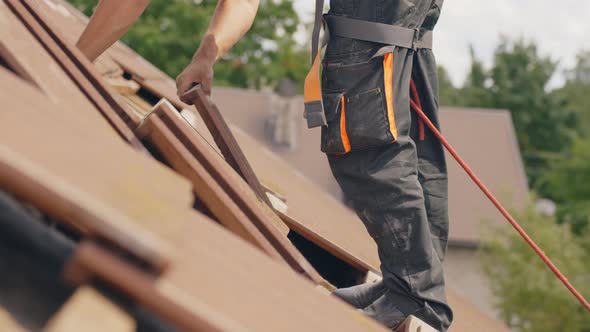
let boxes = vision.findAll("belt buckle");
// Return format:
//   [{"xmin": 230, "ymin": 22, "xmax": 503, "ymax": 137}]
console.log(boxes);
[{"xmin": 412, "ymin": 28, "xmax": 421, "ymax": 50}]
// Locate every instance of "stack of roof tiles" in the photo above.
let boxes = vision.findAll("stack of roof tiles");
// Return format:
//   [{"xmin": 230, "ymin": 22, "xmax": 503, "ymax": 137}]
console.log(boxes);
[{"xmin": 0, "ymin": 0, "xmax": 511, "ymax": 331}]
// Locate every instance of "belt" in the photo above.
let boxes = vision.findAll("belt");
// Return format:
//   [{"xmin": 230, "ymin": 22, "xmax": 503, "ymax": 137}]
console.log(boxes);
[{"xmin": 325, "ymin": 15, "xmax": 432, "ymax": 51}]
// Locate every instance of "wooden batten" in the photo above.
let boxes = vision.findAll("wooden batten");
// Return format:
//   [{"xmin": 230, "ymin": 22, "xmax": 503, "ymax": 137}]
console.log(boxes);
[
  {"xmin": 136, "ymin": 107, "xmax": 285, "ymax": 262},
  {"xmin": 182, "ymin": 85, "xmax": 273, "ymax": 206},
  {"xmin": 141, "ymin": 100, "xmax": 324, "ymax": 283},
  {"xmin": 106, "ymin": 77, "xmax": 140, "ymax": 96}
]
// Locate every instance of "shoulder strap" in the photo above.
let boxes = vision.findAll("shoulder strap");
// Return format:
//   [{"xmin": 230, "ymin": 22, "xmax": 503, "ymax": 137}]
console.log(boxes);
[{"xmin": 311, "ymin": 0, "xmax": 325, "ymax": 62}]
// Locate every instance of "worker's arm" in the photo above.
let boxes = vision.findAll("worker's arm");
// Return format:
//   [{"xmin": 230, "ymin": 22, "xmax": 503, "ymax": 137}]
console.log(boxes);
[
  {"xmin": 176, "ymin": 0, "xmax": 260, "ymax": 101},
  {"xmin": 76, "ymin": 0, "xmax": 151, "ymax": 61}
]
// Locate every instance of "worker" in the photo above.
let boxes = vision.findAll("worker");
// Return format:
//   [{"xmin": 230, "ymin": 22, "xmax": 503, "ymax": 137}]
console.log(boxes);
[
  {"xmin": 306, "ymin": 1, "xmax": 453, "ymax": 330},
  {"xmin": 76, "ymin": 0, "xmax": 452, "ymax": 330}
]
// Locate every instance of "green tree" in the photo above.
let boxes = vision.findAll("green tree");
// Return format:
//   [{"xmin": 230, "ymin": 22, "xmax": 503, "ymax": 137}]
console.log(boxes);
[
  {"xmin": 489, "ymin": 39, "xmax": 570, "ymax": 162},
  {"xmin": 565, "ymin": 50, "xmax": 590, "ymax": 84},
  {"xmin": 481, "ymin": 201, "xmax": 590, "ymax": 332},
  {"xmin": 456, "ymin": 39, "xmax": 573, "ymax": 190},
  {"xmin": 437, "ymin": 65, "xmax": 462, "ymax": 106},
  {"xmin": 552, "ymin": 50, "xmax": 590, "ymax": 137},
  {"xmin": 538, "ymin": 136, "xmax": 590, "ymax": 233},
  {"xmin": 460, "ymin": 46, "xmax": 493, "ymax": 108},
  {"xmin": 67, "ymin": 0, "xmax": 308, "ymax": 90},
  {"xmin": 533, "ymin": 51, "xmax": 590, "ymax": 232}
]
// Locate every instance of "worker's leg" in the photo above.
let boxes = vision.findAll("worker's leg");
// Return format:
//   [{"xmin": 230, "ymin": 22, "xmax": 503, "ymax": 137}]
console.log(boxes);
[
  {"xmin": 326, "ymin": 47, "xmax": 452, "ymax": 330},
  {"xmin": 411, "ymin": 49, "xmax": 449, "ymax": 263},
  {"xmin": 328, "ymin": 136, "xmax": 451, "ymax": 330}
]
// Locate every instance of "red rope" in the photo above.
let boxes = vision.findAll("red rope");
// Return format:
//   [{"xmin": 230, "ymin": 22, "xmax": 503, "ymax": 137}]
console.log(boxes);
[
  {"xmin": 408, "ymin": 83, "xmax": 590, "ymax": 312},
  {"xmin": 410, "ymin": 79, "xmax": 426, "ymax": 141}
]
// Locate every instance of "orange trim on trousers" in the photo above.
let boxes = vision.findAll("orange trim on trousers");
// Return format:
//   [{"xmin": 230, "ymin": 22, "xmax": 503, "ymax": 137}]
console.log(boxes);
[
  {"xmin": 339, "ymin": 95, "xmax": 351, "ymax": 154},
  {"xmin": 383, "ymin": 53, "xmax": 398, "ymax": 140}
]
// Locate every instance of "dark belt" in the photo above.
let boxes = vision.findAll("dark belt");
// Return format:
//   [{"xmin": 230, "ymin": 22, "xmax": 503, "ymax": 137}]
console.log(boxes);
[{"xmin": 324, "ymin": 15, "xmax": 433, "ymax": 50}]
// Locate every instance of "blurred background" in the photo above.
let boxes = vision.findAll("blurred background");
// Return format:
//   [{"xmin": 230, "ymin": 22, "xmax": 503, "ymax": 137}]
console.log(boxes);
[{"xmin": 65, "ymin": 1, "xmax": 590, "ymax": 331}]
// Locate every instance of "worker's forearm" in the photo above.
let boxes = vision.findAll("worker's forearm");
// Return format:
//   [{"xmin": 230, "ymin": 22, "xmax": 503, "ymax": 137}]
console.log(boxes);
[
  {"xmin": 192, "ymin": 0, "xmax": 260, "ymax": 65},
  {"xmin": 76, "ymin": 0, "xmax": 151, "ymax": 61}
]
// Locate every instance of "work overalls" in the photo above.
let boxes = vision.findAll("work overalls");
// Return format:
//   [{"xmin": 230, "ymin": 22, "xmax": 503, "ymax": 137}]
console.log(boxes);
[{"xmin": 304, "ymin": 1, "xmax": 452, "ymax": 330}]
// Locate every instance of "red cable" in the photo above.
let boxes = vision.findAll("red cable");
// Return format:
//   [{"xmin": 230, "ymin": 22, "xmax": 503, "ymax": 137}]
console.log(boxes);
[
  {"xmin": 410, "ymin": 81, "xmax": 426, "ymax": 141},
  {"xmin": 408, "ymin": 98, "xmax": 590, "ymax": 312}
]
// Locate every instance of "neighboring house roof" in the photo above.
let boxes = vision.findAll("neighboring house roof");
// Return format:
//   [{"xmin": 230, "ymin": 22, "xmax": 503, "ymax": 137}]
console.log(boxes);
[
  {"xmin": 210, "ymin": 88, "xmax": 530, "ymax": 246},
  {"xmin": 440, "ymin": 108, "xmax": 529, "ymax": 245}
]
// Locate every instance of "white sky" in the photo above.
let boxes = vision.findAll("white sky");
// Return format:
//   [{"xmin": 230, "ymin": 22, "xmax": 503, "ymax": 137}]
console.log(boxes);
[{"xmin": 293, "ymin": 0, "xmax": 590, "ymax": 88}]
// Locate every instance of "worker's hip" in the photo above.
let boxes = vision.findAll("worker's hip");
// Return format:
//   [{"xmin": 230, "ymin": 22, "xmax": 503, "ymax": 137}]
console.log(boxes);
[{"xmin": 320, "ymin": 46, "xmax": 415, "ymax": 155}]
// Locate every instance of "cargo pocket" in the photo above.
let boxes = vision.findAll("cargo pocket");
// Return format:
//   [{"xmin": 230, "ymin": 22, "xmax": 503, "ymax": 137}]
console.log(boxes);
[
  {"xmin": 346, "ymin": 87, "xmax": 392, "ymax": 150},
  {"xmin": 320, "ymin": 52, "xmax": 397, "ymax": 155}
]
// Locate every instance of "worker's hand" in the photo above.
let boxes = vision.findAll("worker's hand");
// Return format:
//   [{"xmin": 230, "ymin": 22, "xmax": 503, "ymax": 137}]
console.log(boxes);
[
  {"xmin": 176, "ymin": 59, "xmax": 214, "ymax": 102},
  {"xmin": 176, "ymin": 35, "xmax": 219, "ymax": 103}
]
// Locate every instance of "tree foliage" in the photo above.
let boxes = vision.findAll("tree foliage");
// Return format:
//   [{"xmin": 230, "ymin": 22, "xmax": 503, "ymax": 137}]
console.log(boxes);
[
  {"xmin": 438, "ymin": 41, "xmax": 588, "ymax": 216},
  {"xmin": 538, "ymin": 51, "xmax": 590, "ymax": 233},
  {"xmin": 538, "ymin": 136, "xmax": 590, "ymax": 234},
  {"xmin": 67, "ymin": 0, "xmax": 309, "ymax": 90},
  {"xmin": 459, "ymin": 45, "xmax": 494, "ymax": 108},
  {"xmin": 481, "ymin": 202, "xmax": 590, "ymax": 332},
  {"xmin": 441, "ymin": 39, "xmax": 574, "ymax": 189},
  {"xmin": 437, "ymin": 65, "xmax": 462, "ymax": 107}
]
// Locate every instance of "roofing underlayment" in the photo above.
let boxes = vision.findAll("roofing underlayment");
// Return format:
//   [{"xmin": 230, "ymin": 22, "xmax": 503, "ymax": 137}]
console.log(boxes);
[{"xmin": 0, "ymin": 0, "xmax": 512, "ymax": 331}]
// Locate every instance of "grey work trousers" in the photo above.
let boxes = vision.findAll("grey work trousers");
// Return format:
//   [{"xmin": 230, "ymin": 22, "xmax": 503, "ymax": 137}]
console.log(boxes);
[
  {"xmin": 325, "ymin": 47, "xmax": 452, "ymax": 331},
  {"xmin": 320, "ymin": 1, "xmax": 452, "ymax": 329}
]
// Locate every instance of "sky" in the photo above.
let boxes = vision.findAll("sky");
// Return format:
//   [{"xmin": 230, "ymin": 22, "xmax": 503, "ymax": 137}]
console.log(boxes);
[{"xmin": 293, "ymin": 0, "xmax": 590, "ymax": 88}]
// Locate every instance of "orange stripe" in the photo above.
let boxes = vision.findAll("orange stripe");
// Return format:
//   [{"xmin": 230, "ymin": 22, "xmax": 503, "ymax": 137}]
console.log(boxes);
[
  {"xmin": 304, "ymin": 52, "xmax": 323, "ymax": 103},
  {"xmin": 340, "ymin": 95, "xmax": 351, "ymax": 153},
  {"xmin": 383, "ymin": 53, "xmax": 398, "ymax": 140}
]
